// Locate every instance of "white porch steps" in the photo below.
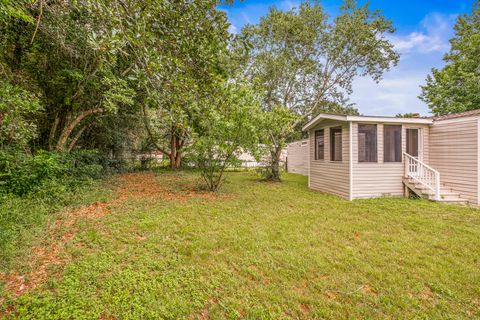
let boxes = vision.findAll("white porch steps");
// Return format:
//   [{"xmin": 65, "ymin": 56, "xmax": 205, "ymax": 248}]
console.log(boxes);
[{"xmin": 403, "ymin": 178, "xmax": 468, "ymax": 205}]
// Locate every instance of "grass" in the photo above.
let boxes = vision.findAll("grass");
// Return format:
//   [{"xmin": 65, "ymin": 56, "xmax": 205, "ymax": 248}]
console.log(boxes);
[
  {"xmin": 0, "ymin": 180, "xmax": 113, "ymax": 272},
  {"xmin": 2, "ymin": 171, "xmax": 480, "ymax": 319}
]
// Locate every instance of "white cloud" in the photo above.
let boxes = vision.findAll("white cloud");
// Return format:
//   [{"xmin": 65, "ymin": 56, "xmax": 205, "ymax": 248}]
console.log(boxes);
[
  {"xmin": 351, "ymin": 72, "xmax": 430, "ymax": 116},
  {"xmin": 349, "ymin": 12, "xmax": 459, "ymax": 116},
  {"xmin": 388, "ymin": 13, "xmax": 456, "ymax": 54}
]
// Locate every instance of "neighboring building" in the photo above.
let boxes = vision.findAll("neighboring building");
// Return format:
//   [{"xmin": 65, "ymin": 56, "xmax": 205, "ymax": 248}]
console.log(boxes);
[
  {"xmin": 302, "ymin": 110, "xmax": 480, "ymax": 205},
  {"xmin": 286, "ymin": 139, "xmax": 309, "ymax": 176},
  {"xmin": 237, "ymin": 148, "xmax": 287, "ymax": 168},
  {"xmin": 238, "ymin": 150, "xmax": 260, "ymax": 167}
]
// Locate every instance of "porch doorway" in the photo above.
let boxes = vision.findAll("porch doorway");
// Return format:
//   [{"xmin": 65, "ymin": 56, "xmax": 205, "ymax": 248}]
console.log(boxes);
[{"xmin": 406, "ymin": 128, "xmax": 420, "ymax": 158}]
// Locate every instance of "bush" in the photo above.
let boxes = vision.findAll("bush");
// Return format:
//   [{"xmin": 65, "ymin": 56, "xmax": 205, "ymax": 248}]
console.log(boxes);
[
  {"xmin": 0, "ymin": 150, "xmax": 105, "ymax": 196},
  {"xmin": 0, "ymin": 149, "xmax": 109, "ymax": 270}
]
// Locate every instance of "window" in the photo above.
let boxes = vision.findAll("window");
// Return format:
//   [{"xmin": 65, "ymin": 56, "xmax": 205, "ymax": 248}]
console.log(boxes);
[
  {"xmin": 384, "ymin": 125, "xmax": 402, "ymax": 162},
  {"xmin": 330, "ymin": 127, "xmax": 342, "ymax": 161},
  {"xmin": 358, "ymin": 124, "xmax": 377, "ymax": 162},
  {"xmin": 314, "ymin": 130, "xmax": 324, "ymax": 160}
]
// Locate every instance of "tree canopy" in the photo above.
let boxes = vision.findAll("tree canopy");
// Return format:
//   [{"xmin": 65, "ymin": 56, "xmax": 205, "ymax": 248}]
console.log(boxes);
[
  {"xmin": 1, "ymin": 0, "xmax": 403, "ymax": 189},
  {"xmin": 237, "ymin": 0, "xmax": 399, "ymax": 180},
  {"xmin": 420, "ymin": 3, "xmax": 480, "ymax": 115}
]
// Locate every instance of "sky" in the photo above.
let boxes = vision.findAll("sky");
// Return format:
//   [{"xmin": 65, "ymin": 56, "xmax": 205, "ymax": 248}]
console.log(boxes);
[{"xmin": 219, "ymin": 0, "xmax": 474, "ymax": 116}]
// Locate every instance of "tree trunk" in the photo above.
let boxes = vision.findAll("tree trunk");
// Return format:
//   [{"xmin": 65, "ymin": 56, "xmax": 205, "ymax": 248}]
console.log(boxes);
[
  {"xmin": 169, "ymin": 127, "xmax": 177, "ymax": 169},
  {"xmin": 67, "ymin": 125, "xmax": 88, "ymax": 152},
  {"xmin": 55, "ymin": 108, "xmax": 102, "ymax": 152},
  {"xmin": 48, "ymin": 113, "xmax": 60, "ymax": 151},
  {"xmin": 174, "ymin": 152, "xmax": 182, "ymax": 168},
  {"xmin": 269, "ymin": 146, "xmax": 282, "ymax": 181},
  {"xmin": 168, "ymin": 125, "xmax": 185, "ymax": 169}
]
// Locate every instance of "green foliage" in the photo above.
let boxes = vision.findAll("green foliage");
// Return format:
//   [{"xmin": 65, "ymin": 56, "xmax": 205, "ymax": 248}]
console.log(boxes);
[
  {"xmin": 239, "ymin": 0, "xmax": 398, "ymax": 180},
  {"xmin": 240, "ymin": 0, "xmax": 398, "ymax": 114},
  {"xmin": 191, "ymin": 83, "xmax": 261, "ymax": 191},
  {"xmin": 4, "ymin": 171, "xmax": 480, "ymax": 318},
  {"xmin": 0, "ymin": 148, "xmax": 108, "ymax": 269},
  {"xmin": 420, "ymin": 3, "xmax": 480, "ymax": 115},
  {"xmin": 0, "ymin": 179, "xmax": 109, "ymax": 270},
  {"xmin": 257, "ymin": 105, "xmax": 299, "ymax": 181},
  {"xmin": 0, "ymin": 81, "xmax": 42, "ymax": 149},
  {"xmin": 395, "ymin": 112, "xmax": 421, "ymax": 118},
  {"xmin": 0, "ymin": 0, "xmax": 34, "ymax": 23},
  {"xmin": 0, "ymin": 150, "xmax": 104, "ymax": 196}
]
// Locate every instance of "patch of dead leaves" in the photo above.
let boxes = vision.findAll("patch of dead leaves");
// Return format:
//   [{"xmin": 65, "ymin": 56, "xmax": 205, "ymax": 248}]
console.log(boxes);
[{"xmin": 0, "ymin": 172, "xmax": 218, "ymax": 301}]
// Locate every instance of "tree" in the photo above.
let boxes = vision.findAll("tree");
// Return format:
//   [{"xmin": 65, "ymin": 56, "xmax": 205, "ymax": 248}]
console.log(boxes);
[
  {"xmin": 0, "ymin": 0, "xmax": 137, "ymax": 153},
  {"xmin": 0, "ymin": 0, "xmax": 231, "ymax": 159},
  {"xmin": 257, "ymin": 106, "xmax": 298, "ymax": 180},
  {"xmin": 191, "ymin": 82, "xmax": 260, "ymax": 191},
  {"xmin": 96, "ymin": 0, "xmax": 233, "ymax": 169},
  {"xmin": 0, "ymin": 0, "xmax": 33, "ymax": 23},
  {"xmin": 395, "ymin": 112, "xmax": 421, "ymax": 118},
  {"xmin": 0, "ymin": 82, "xmax": 41, "ymax": 150},
  {"xmin": 420, "ymin": 3, "xmax": 480, "ymax": 115},
  {"xmin": 238, "ymin": 0, "xmax": 399, "ymax": 180}
]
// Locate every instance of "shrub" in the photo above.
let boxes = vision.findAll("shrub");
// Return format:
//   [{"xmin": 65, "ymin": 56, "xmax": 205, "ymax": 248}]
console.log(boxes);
[
  {"xmin": 0, "ymin": 149, "xmax": 108, "ymax": 270},
  {"xmin": 0, "ymin": 150, "xmax": 105, "ymax": 196}
]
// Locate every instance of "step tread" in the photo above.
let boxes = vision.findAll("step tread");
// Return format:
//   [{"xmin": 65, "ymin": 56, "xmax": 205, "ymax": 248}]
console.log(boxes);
[{"xmin": 403, "ymin": 178, "xmax": 468, "ymax": 204}]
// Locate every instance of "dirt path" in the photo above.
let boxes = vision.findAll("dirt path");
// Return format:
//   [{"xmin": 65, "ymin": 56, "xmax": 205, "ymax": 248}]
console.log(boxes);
[{"xmin": 0, "ymin": 172, "xmax": 215, "ymax": 301}]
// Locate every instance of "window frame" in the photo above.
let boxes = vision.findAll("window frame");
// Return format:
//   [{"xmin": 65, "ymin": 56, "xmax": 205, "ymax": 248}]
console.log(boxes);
[
  {"xmin": 314, "ymin": 129, "xmax": 324, "ymax": 160},
  {"xmin": 383, "ymin": 124, "xmax": 402, "ymax": 163},
  {"xmin": 330, "ymin": 126, "xmax": 343, "ymax": 162},
  {"xmin": 358, "ymin": 124, "xmax": 378, "ymax": 163}
]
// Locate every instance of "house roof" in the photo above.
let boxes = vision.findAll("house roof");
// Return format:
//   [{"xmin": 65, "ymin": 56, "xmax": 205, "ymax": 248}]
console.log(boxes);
[
  {"xmin": 433, "ymin": 109, "xmax": 480, "ymax": 121},
  {"xmin": 302, "ymin": 113, "xmax": 433, "ymax": 131}
]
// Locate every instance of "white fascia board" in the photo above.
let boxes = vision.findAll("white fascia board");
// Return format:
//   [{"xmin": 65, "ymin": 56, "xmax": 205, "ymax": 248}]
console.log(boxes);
[
  {"xmin": 303, "ymin": 114, "xmax": 433, "ymax": 131},
  {"xmin": 346, "ymin": 116, "xmax": 433, "ymax": 124},
  {"xmin": 302, "ymin": 114, "xmax": 348, "ymax": 131}
]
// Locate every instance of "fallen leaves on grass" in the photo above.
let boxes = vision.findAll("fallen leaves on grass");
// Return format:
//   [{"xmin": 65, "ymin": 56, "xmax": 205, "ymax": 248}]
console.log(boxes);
[
  {"xmin": 361, "ymin": 284, "xmax": 377, "ymax": 296},
  {"xmin": 0, "ymin": 172, "xmax": 217, "ymax": 300},
  {"xmin": 299, "ymin": 303, "xmax": 311, "ymax": 314},
  {"xmin": 419, "ymin": 286, "xmax": 436, "ymax": 303},
  {"xmin": 325, "ymin": 291, "xmax": 338, "ymax": 300}
]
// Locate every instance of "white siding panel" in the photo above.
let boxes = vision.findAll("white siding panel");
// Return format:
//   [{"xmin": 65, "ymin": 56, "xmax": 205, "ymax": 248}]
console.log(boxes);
[
  {"xmin": 286, "ymin": 139, "xmax": 308, "ymax": 176},
  {"xmin": 309, "ymin": 120, "xmax": 350, "ymax": 199},
  {"xmin": 429, "ymin": 119, "xmax": 478, "ymax": 204},
  {"xmin": 351, "ymin": 123, "xmax": 430, "ymax": 199}
]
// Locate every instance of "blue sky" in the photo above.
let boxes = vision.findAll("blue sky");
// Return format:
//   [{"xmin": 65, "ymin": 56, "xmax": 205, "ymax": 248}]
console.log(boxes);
[{"xmin": 219, "ymin": 0, "xmax": 474, "ymax": 116}]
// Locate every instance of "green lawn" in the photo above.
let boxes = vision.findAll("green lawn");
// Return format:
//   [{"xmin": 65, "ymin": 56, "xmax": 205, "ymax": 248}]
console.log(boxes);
[{"xmin": 2, "ymin": 171, "xmax": 480, "ymax": 319}]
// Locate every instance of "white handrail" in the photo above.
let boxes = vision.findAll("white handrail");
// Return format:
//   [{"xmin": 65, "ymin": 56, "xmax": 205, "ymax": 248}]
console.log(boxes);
[{"xmin": 403, "ymin": 152, "xmax": 441, "ymax": 200}]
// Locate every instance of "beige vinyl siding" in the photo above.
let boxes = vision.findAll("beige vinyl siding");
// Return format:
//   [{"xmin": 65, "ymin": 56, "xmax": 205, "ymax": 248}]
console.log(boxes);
[
  {"xmin": 429, "ymin": 118, "xmax": 478, "ymax": 204},
  {"xmin": 286, "ymin": 139, "xmax": 308, "ymax": 176},
  {"xmin": 352, "ymin": 123, "xmax": 430, "ymax": 199},
  {"xmin": 309, "ymin": 120, "xmax": 350, "ymax": 199}
]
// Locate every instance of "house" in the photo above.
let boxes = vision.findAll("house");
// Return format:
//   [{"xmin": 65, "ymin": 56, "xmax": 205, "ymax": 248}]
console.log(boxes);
[
  {"xmin": 302, "ymin": 110, "xmax": 480, "ymax": 205},
  {"xmin": 237, "ymin": 147, "xmax": 287, "ymax": 168},
  {"xmin": 286, "ymin": 139, "xmax": 309, "ymax": 176}
]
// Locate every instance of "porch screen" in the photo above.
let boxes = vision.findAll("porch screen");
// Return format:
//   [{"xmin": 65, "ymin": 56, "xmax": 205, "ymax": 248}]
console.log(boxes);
[
  {"xmin": 330, "ymin": 127, "xmax": 342, "ymax": 161},
  {"xmin": 384, "ymin": 125, "xmax": 402, "ymax": 162},
  {"xmin": 358, "ymin": 124, "xmax": 377, "ymax": 162},
  {"xmin": 314, "ymin": 129, "xmax": 324, "ymax": 160}
]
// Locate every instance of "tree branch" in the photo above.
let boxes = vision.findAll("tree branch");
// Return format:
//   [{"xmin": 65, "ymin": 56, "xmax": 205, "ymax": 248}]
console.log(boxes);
[{"xmin": 141, "ymin": 104, "xmax": 171, "ymax": 156}]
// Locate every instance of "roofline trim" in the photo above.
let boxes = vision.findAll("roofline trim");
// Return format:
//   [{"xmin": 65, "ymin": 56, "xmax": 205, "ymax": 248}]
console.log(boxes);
[
  {"xmin": 302, "ymin": 114, "xmax": 433, "ymax": 131},
  {"xmin": 433, "ymin": 114, "xmax": 480, "ymax": 123}
]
